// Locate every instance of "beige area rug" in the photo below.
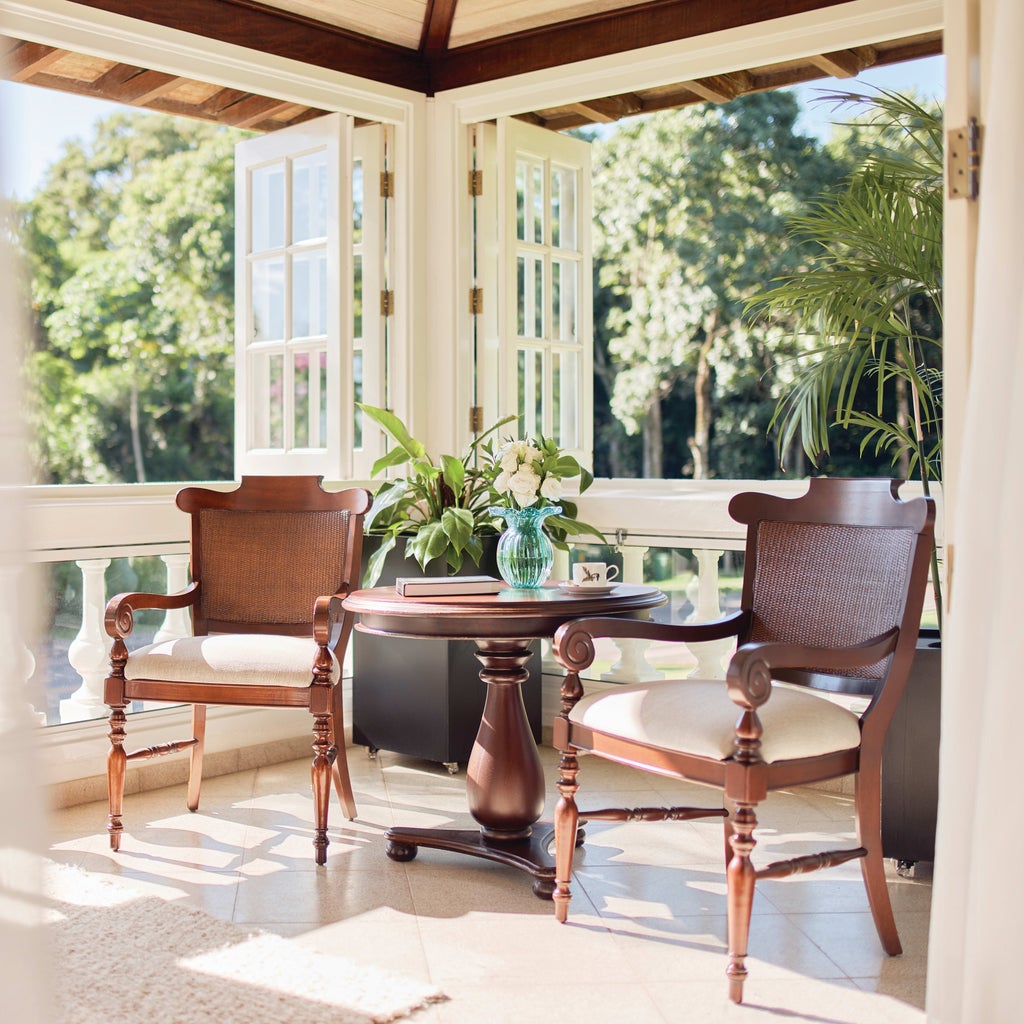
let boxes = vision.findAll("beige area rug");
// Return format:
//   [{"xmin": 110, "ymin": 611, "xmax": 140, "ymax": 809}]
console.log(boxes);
[{"xmin": 44, "ymin": 861, "xmax": 446, "ymax": 1024}]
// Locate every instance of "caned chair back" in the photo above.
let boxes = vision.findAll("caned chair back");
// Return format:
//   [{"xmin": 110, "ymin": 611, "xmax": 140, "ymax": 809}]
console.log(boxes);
[
  {"xmin": 178, "ymin": 476, "xmax": 366, "ymax": 641},
  {"xmin": 730, "ymin": 478, "xmax": 933, "ymax": 699}
]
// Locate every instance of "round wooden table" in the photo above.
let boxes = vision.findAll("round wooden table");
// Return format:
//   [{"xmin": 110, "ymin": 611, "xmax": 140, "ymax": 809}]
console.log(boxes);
[{"xmin": 343, "ymin": 582, "xmax": 666, "ymax": 896}]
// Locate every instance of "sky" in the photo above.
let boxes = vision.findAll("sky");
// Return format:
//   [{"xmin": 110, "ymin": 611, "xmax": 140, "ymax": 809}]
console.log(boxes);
[{"xmin": 0, "ymin": 55, "xmax": 945, "ymax": 201}]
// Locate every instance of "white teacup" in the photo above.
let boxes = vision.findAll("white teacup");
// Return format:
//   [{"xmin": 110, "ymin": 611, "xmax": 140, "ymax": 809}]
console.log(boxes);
[{"xmin": 572, "ymin": 562, "xmax": 620, "ymax": 586}]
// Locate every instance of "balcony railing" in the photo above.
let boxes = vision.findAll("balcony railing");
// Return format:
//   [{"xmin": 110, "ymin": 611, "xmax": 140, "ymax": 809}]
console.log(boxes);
[{"xmin": 23, "ymin": 479, "xmax": 944, "ymax": 785}]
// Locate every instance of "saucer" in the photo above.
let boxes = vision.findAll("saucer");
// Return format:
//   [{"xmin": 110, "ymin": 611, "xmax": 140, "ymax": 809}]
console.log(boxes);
[{"xmin": 557, "ymin": 582, "xmax": 619, "ymax": 596}]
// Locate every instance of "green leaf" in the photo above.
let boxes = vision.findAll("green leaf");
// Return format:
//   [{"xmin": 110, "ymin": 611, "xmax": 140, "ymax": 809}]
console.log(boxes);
[
  {"xmin": 357, "ymin": 403, "xmax": 427, "ymax": 460},
  {"xmin": 362, "ymin": 533, "xmax": 398, "ymax": 587}
]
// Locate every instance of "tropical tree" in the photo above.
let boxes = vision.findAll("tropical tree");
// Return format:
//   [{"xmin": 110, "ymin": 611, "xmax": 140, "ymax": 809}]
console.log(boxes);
[
  {"xmin": 592, "ymin": 92, "xmax": 849, "ymax": 478},
  {"xmin": 17, "ymin": 111, "xmax": 249, "ymax": 483}
]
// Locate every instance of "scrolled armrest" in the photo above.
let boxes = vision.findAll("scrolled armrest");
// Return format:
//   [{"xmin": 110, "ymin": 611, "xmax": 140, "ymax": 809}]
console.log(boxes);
[
  {"xmin": 726, "ymin": 627, "xmax": 900, "ymax": 709},
  {"xmin": 104, "ymin": 582, "xmax": 199, "ymax": 639},
  {"xmin": 313, "ymin": 593, "xmax": 346, "ymax": 648},
  {"xmin": 553, "ymin": 610, "xmax": 747, "ymax": 674}
]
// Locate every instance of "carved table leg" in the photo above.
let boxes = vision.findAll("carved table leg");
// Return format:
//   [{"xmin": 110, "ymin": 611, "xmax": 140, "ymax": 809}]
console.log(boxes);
[{"xmin": 385, "ymin": 637, "xmax": 557, "ymax": 897}]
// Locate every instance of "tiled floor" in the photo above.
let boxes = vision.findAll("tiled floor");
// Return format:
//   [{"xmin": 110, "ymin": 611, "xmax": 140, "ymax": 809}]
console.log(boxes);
[{"xmin": 48, "ymin": 744, "xmax": 931, "ymax": 1023}]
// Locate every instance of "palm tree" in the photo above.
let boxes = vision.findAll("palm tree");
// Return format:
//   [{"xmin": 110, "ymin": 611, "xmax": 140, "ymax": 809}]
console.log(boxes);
[{"xmin": 748, "ymin": 89, "xmax": 943, "ymax": 623}]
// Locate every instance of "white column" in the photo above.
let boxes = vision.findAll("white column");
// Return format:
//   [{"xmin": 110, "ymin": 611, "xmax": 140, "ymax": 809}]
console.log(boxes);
[
  {"xmin": 686, "ymin": 548, "xmax": 733, "ymax": 679},
  {"xmin": 153, "ymin": 552, "xmax": 191, "ymax": 643},
  {"xmin": 60, "ymin": 557, "xmax": 111, "ymax": 723},
  {"xmin": 601, "ymin": 543, "xmax": 663, "ymax": 683}
]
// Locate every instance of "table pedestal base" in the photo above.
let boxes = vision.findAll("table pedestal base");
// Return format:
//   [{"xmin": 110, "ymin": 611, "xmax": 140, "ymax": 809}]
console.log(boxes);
[{"xmin": 385, "ymin": 825, "xmax": 556, "ymax": 897}]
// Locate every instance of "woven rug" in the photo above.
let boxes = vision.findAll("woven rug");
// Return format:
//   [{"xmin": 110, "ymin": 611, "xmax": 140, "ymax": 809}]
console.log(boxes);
[{"xmin": 44, "ymin": 861, "xmax": 445, "ymax": 1024}]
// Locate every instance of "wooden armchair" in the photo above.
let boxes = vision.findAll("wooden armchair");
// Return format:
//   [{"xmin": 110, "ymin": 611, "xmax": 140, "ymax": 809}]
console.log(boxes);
[
  {"xmin": 103, "ymin": 476, "xmax": 372, "ymax": 864},
  {"xmin": 551, "ymin": 477, "xmax": 935, "ymax": 1003}
]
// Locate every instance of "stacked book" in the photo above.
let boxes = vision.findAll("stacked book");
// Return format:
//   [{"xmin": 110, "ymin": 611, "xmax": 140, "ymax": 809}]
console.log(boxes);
[{"xmin": 394, "ymin": 575, "xmax": 505, "ymax": 597}]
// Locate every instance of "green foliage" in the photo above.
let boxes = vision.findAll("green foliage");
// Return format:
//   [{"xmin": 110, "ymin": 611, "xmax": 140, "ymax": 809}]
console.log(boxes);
[
  {"xmin": 16, "ymin": 111, "xmax": 250, "ymax": 483},
  {"xmin": 358, "ymin": 403, "xmax": 601, "ymax": 586},
  {"xmin": 591, "ymin": 92, "xmax": 851, "ymax": 478},
  {"xmin": 747, "ymin": 90, "xmax": 943, "ymax": 484}
]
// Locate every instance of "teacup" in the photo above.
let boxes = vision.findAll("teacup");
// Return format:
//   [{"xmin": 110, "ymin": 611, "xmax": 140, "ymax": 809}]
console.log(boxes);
[{"xmin": 572, "ymin": 562, "xmax": 620, "ymax": 586}]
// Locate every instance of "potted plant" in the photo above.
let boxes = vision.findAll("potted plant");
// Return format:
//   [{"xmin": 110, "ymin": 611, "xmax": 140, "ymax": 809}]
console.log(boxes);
[
  {"xmin": 352, "ymin": 402, "xmax": 602, "ymax": 768},
  {"xmin": 748, "ymin": 89, "xmax": 943, "ymax": 862},
  {"xmin": 357, "ymin": 403, "xmax": 600, "ymax": 587}
]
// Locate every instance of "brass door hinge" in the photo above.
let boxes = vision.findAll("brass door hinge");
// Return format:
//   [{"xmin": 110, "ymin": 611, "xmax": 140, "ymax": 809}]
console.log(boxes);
[
  {"xmin": 380, "ymin": 289, "xmax": 394, "ymax": 316},
  {"xmin": 469, "ymin": 169, "xmax": 483, "ymax": 196},
  {"xmin": 469, "ymin": 406, "xmax": 485, "ymax": 432},
  {"xmin": 380, "ymin": 170, "xmax": 394, "ymax": 198},
  {"xmin": 469, "ymin": 287, "xmax": 484, "ymax": 315},
  {"xmin": 948, "ymin": 119, "xmax": 981, "ymax": 200}
]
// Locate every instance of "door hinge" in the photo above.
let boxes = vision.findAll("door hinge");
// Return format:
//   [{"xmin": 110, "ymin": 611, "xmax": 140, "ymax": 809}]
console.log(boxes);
[
  {"xmin": 380, "ymin": 289, "xmax": 394, "ymax": 316},
  {"xmin": 947, "ymin": 119, "xmax": 981, "ymax": 200},
  {"xmin": 380, "ymin": 170, "xmax": 394, "ymax": 198},
  {"xmin": 469, "ymin": 169, "xmax": 483, "ymax": 197},
  {"xmin": 469, "ymin": 406, "xmax": 485, "ymax": 433},
  {"xmin": 469, "ymin": 287, "xmax": 484, "ymax": 315}
]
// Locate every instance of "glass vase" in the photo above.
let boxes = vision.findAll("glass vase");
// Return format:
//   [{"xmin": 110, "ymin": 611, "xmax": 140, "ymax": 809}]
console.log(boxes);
[{"xmin": 488, "ymin": 505, "xmax": 561, "ymax": 589}]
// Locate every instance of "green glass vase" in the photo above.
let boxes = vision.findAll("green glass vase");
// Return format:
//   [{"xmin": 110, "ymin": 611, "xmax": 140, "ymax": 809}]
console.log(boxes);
[{"xmin": 488, "ymin": 505, "xmax": 561, "ymax": 589}]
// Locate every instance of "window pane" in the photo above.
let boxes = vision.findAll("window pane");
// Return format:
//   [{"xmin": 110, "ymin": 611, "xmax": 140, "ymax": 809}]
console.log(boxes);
[
  {"xmin": 531, "ymin": 163, "xmax": 544, "ymax": 244},
  {"xmin": 353, "ymin": 350, "xmax": 364, "ymax": 448},
  {"xmin": 253, "ymin": 351, "xmax": 284, "ymax": 449},
  {"xmin": 353, "ymin": 254, "xmax": 363, "ymax": 339},
  {"xmin": 292, "ymin": 249, "xmax": 327, "ymax": 338},
  {"xmin": 353, "ymin": 159, "xmax": 364, "ymax": 245},
  {"xmin": 533, "ymin": 258, "xmax": 544, "ymax": 338},
  {"xmin": 516, "ymin": 255, "xmax": 526, "ymax": 337},
  {"xmin": 553, "ymin": 350, "xmax": 578, "ymax": 449},
  {"xmin": 318, "ymin": 349, "xmax": 328, "ymax": 447},
  {"xmin": 517, "ymin": 347, "xmax": 543, "ymax": 438},
  {"xmin": 251, "ymin": 163, "xmax": 285, "ymax": 252},
  {"xmin": 294, "ymin": 351, "xmax": 310, "ymax": 447},
  {"xmin": 552, "ymin": 258, "xmax": 577, "ymax": 343},
  {"xmin": 292, "ymin": 149, "xmax": 328, "ymax": 243},
  {"xmin": 515, "ymin": 158, "xmax": 527, "ymax": 242},
  {"xmin": 551, "ymin": 166, "xmax": 577, "ymax": 249},
  {"xmin": 252, "ymin": 257, "xmax": 285, "ymax": 342}
]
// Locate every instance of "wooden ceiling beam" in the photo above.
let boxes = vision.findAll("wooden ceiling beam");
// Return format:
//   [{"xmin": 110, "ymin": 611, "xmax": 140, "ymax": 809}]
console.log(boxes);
[
  {"xmin": 421, "ymin": 0, "xmax": 458, "ymax": 60},
  {"xmin": 218, "ymin": 94, "xmax": 297, "ymax": 129},
  {"xmin": 431, "ymin": 0, "xmax": 848, "ymax": 92},
  {"xmin": 681, "ymin": 71, "xmax": 753, "ymax": 103},
  {"xmin": 7, "ymin": 41, "xmax": 66, "ymax": 81},
  {"xmin": 808, "ymin": 45, "xmax": 878, "ymax": 79},
  {"xmin": 98, "ymin": 67, "xmax": 181, "ymax": 105},
  {"xmin": 69, "ymin": 0, "xmax": 428, "ymax": 93}
]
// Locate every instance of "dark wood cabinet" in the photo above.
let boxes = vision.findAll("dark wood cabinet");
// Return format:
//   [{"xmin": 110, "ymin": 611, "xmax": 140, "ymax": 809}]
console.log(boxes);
[
  {"xmin": 881, "ymin": 630, "xmax": 941, "ymax": 863},
  {"xmin": 351, "ymin": 539, "xmax": 541, "ymax": 768}
]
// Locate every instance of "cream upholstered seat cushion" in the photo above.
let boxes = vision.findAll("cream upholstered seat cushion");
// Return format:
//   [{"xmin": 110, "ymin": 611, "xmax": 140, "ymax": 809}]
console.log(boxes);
[
  {"xmin": 568, "ymin": 677, "xmax": 862, "ymax": 763},
  {"xmin": 124, "ymin": 634, "xmax": 340, "ymax": 687}
]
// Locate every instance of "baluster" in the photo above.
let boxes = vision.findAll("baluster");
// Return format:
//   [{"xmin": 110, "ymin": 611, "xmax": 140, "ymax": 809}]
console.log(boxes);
[
  {"xmin": 541, "ymin": 546, "xmax": 573, "ymax": 672},
  {"xmin": 686, "ymin": 548, "xmax": 733, "ymax": 679},
  {"xmin": 153, "ymin": 553, "xmax": 191, "ymax": 643},
  {"xmin": 60, "ymin": 557, "xmax": 111, "ymax": 723},
  {"xmin": 601, "ymin": 544, "xmax": 663, "ymax": 683}
]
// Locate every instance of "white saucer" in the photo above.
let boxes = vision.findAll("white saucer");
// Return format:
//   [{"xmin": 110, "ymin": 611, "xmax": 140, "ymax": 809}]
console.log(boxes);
[{"xmin": 557, "ymin": 582, "xmax": 619, "ymax": 596}]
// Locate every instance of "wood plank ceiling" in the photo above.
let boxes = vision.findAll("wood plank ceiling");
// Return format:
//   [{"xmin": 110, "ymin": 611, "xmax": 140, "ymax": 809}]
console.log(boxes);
[{"xmin": 3, "ymin": 1, "xmax": 942, "ymax": 132}]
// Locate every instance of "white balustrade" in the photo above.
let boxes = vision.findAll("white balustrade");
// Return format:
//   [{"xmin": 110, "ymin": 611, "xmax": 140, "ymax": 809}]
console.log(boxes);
[
  {"xmin": 154, "ymin": 552, "xmax": 192, "ymax": 643},
  {"xmin": 60, "ymin": 557, "xmax": 111, "ymax": 723},
  {"xmin": 601, "ymin": 543, "xmax": 663, "ymax": 683},
  {"xmin": 685, "ymin": 548, "xmax": 734, "ymax": 679}
]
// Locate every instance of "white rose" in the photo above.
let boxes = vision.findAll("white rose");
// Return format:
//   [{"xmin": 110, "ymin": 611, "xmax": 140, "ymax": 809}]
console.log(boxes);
[
  {"xmin": 493, "ymin": 469, "xmax": 511, "ymax": 494},
  {"xmin": 540, "ymin": 476, "xmax": 562, "ymax": 501},
  {"xmin": 521, "ymin": 444, "xmax": 543, "ymax": 464},
  {"xmin": 509, "ymin": 466, "xmax": 541, "ymax": 507},
  {"xmin": 500, "ymin": 450, "xmax": 521, "ymax": 473}
]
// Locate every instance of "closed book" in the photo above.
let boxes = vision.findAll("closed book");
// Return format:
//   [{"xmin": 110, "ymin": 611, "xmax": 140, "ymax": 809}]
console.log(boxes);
[{"xmin": 395, "ymin": 575, "xmax": 504, "ymax": 597}]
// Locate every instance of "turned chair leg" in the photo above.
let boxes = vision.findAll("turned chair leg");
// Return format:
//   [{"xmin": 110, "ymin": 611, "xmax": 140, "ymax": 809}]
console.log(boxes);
[
  {"xmin": 311, "ymin": 711, "xmax": 332, "ymax": 865},
  {"xmin": 855, "ymin": 764, "xmax": 902, "ymax": 955},
  {"xmin": 726, "ymin": 800, "xmax": 759, "ymax": 1004},
  {"xmin": 553, "ymin": 748, "xmax": 581, "ymax": 923},
  {"xmin": 186, "ymin": 704, "xmax": 207, "ymax": 812},
  {"xmin": 722, "ymin": 796, "xmax": 737, "ymax": 871},
  {"xmin": 330, "ymin": 684, "xmax": 357, "ymax": 820},
  {"xmin": 107, "ymin": 705, "xmax": 127, "ymax": 851}
]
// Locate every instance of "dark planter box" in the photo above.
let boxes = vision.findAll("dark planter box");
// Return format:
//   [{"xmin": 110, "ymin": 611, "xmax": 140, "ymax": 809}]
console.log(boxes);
[
  {"xmin": 352, "ymin": 537, "xmax": 542, "ymax": 768},
  {"xmin": 881, "ymin": 629, "xmax": 941, "ymax": 863}
]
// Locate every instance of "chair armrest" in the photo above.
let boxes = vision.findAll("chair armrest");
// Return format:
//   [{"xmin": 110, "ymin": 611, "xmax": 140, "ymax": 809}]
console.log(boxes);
[
  {"xmin": 726, "ymin": 627, "xmax": 900, "ymax": 710},
  {"xmin": 313, "ymin": 593, "xmax": 346, "ymax": 650},
  {"xmin": 554, "ymin": 609, "xmax": 748, "ymax": 675},
  {"xmin": 104, "ymin": 582, "xmax": 199, "ymax": 639}
]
